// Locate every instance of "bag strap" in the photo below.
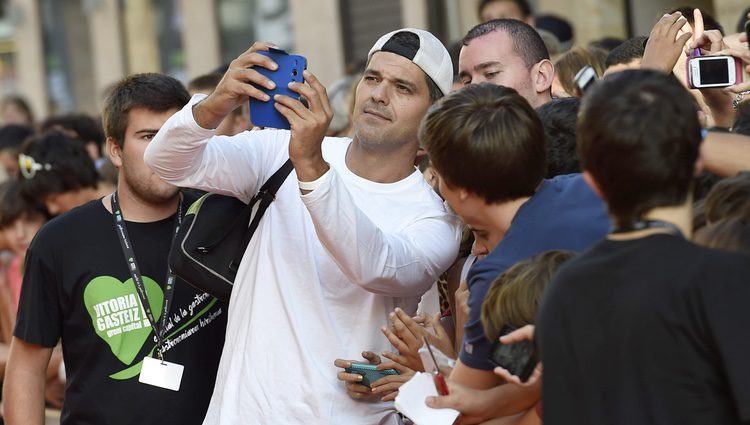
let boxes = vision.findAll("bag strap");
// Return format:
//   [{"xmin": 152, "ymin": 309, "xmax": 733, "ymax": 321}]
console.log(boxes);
[{"xmin": 229, "ymin": 159, "xmax": 294, "ymax": 272}]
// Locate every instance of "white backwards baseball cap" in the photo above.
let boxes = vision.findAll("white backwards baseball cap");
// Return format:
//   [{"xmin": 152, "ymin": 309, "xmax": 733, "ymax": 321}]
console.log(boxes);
[{"xmin": 368, "ymin": 28, "xmax": 453, "ymax": 96}]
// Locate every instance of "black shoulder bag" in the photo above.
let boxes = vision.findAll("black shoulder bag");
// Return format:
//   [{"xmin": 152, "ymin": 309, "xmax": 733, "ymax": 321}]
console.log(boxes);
[{"xmin": 168, "ymin": 160, "xmax": 294, "ymax": 300}]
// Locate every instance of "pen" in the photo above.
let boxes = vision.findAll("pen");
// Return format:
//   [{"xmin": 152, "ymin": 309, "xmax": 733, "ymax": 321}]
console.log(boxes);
[{"xmin": 423, "ymin": 336, "xmax": 449, "ymax": 395}]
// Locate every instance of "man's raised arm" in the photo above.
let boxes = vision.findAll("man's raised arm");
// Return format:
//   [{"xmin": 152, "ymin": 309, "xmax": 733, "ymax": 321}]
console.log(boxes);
[{"xmin": 144, "ymin": 42, "xmax": 285, "ymax": 201}]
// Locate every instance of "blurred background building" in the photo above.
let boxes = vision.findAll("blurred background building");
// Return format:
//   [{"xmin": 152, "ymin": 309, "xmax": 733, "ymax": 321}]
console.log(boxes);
[{"xmin": 2, "ymin": 0, "xmax": 748, "ymax": 121}]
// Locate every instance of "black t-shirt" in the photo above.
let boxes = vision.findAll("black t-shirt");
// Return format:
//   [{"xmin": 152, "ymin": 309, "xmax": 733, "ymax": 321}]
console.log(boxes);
[
  {"xmin": 537, "ymin": 234, "xmax": 750, "ymax": 425},
  {"xmin": 14, "ymin": 197, "xmax": 227, "ymax": 425}
]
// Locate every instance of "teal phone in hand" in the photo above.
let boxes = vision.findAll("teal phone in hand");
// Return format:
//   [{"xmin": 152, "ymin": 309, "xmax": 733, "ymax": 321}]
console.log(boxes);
[{"xmin": 345, "ymin": 363, "xmax": 399, "ymax": 387}]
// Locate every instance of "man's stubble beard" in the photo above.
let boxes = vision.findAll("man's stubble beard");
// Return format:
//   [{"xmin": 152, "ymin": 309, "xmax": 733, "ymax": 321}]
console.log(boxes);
[{"xmin": 120, "ymin": 157, "xmax": 179, "ymax": 205}]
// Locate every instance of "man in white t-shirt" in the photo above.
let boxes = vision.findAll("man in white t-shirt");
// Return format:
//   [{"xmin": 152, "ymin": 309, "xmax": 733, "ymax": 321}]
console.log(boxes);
[{"xmin": 144, "ymin": 29, "xmax": 461, "ymax": 425}]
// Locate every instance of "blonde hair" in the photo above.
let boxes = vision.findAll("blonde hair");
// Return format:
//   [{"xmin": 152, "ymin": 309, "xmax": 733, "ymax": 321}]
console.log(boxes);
[{"xmin": 481, "ymin": 250, "xmax": 575, "ymax": 341}]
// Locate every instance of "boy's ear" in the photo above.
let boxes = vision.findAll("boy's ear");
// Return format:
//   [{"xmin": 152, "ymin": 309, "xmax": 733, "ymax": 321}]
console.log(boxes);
[
  {"xmin": 458, "ymin": 187, "xmax": 470, "ymax": 201},
  {"xmin": 582, "ymin": 171, "xmax": 605, "ymax": 201},
  {"xmin": 106, "ymin": 137, "xmax": 123, "ymax": 168}
]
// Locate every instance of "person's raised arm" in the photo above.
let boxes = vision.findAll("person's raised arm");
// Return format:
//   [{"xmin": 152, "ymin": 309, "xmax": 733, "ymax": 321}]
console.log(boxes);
[
  {"xmin": 276, "ymin": 71, "xmax": 460, "ymax": 296},
  {"xmin": 193, "ymin": 42, "xmax": 279, "ymax": 130},
  {"xmin": 425, "ymin": 377, "xmax": 541, "ymax": 424},
  {"xmin": 144, "ymin": 42, "xmax": 285, "ymax": 200},
  {"xmin": 276, "ymin": 70, "xmax": 333, "ymax": 183},
  {"xmin": 701, "ymin": 131, "xmax": 750, "ymax": 176},
  {"xmin": 3, "ymin": 337, "xmax": 53, "ymax": 425},
  {"xmin": 302, "ymin": 171, "xmax": 460, "ymax": 296},
  {"xmin": 641, "ymin": 12, "xmax": 692, "ymax": 73}
]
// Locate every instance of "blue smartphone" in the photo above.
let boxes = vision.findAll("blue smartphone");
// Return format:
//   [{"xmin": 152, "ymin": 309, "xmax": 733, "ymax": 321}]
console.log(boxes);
[
  {"xmin": 344, "ymin": 363, "xmax": 399, "ymax": 387},
  {"xmin": 249, "ymin": 48, "xmax": 307, "ymax": 130}
]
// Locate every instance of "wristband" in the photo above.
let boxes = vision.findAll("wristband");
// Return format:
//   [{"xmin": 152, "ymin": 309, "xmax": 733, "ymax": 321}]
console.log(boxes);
[
  {"xmin": 298, "ymin": 170, "xmax": 330, "ymax": 192},
  {"xmin": 733, "ymin": 90, "xmax": 750, "ymax": 111}
]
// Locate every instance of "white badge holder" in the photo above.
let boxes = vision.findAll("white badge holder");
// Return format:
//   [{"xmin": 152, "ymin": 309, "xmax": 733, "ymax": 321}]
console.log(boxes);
[{"xmin": 139, "ymin": 356, "xmax": 184, "ymax": 391}]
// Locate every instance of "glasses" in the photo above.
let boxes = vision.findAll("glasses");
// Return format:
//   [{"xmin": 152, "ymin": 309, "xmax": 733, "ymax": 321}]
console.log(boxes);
[{"xmin": 18, "ymin": 154, "xmax": 53, "ymax": 179}]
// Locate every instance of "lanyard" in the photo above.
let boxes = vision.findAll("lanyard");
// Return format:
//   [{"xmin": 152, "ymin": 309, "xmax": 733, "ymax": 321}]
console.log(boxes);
[
  {"xmin": 610, "ymin": 219, "xmax": 684, "ymax": 239},
  {"xmin": 111, "ymin": 192, "xmax": 182, "ymax": 360}
]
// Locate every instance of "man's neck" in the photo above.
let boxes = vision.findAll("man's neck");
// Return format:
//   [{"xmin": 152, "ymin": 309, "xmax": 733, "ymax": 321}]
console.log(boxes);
[
  {"xmin": 345, "ymin": 139, "xmax": 417, "ymax": 183},
  {"xmin": 608, "ymin": 200, "xmax": 693, "ymax": 241},
  {"xmin": 103, "ymin": 185, "xmax": 180, "ymax": 223}
]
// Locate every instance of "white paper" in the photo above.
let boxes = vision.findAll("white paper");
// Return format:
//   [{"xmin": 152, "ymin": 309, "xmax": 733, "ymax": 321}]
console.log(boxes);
[
  {"xmin": 139, "ymin": 356, "xmax": 184, "ymax": 391},
  {"xmin": 394, "ymin": 372, "xmax": 460, "ymax": 425}
]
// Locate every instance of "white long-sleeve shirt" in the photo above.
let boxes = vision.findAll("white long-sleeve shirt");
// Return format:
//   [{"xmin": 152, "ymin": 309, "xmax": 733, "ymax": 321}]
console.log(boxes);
[{"xmin": 145, "ymin": 95, "xmax": 461, "ymax": 424}]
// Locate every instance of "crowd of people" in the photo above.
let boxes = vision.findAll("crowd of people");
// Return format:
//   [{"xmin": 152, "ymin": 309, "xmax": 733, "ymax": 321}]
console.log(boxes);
[{"xmin": 0, "ymin": 0, "xmax": 749, "ymax": 424}]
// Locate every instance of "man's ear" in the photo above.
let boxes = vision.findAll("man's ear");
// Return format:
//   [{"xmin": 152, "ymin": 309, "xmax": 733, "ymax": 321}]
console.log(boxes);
[
  {"xmin": 582, "ymin": 171, "xmax": 605, "ymax": 200},
  {"xmin": 457, "ymin": 187, "xmax": 470, "ymax": 201},
  {"xmin": 106, "ymin": 137, "xmax": 123, "ymax": 168},
  {"xmin": 533, "ymin": 59, "xmax": 555, "ymax": 95}
]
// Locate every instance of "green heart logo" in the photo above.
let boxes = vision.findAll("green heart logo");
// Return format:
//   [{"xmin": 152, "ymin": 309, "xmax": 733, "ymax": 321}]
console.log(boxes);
[{"xmin": 83, "ymin": 276, "xmax": 164, "ymax": 366}]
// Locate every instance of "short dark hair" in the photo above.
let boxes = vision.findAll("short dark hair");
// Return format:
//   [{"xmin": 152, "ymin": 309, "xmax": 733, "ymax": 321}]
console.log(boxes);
[
  {"xmin": 536, "ymin": 97, "xmax": 581, "ymax": 178},
  {"xmin": 0, "ymin": 179, "xmax": 48, "ymax": 229},
  {"xmin": 0, "ymin": 124, "xmax": 34, "ymax": 152},
  {"xmin": 670, "ymin": 7, "xmax": 724, "ymax": 35},
  {"xmin": 41, "ymin": 113, "xmax": 105, "ymax": 157},
  {"xmin": 463, "ymin": 19, "xmax": 550, "ymax": 68},
  {"xmin": 478, "ymin": 0, "xmax": 533, "ymax": 19},
  {"xmin": 605, "ymin": 36, "xmax": 647, "ymax": 68},
  {"xmin": 102, "ymin": 73, "xmax": 190, "ymax": 147},
  {"xmin": 578, "ymin": 70, "xmax": 700, "ymax": 227},
  {"xmin": 369, "ymin": 31, "xmax": 443, "ymax": 103},
  {"xmin": 18, "ymin": 131, "xmax": 99, "ymax": 201},
  {"xmin": 447, "ymin": 40, "xmax": 463, "ymax": 77},
  {"xmin": 536, "ymin": 15, "xmax": 574, "ymax": 45},
  {"xmin": 420, "ymin": 82, "xmax": 546, "ymax": 203},
  {"xmin": 187, "ymin": 73, "xmax": 223, "ymax": 93},
  {"xmin": 733, "ymin": 101, "xmax": 750, "ymax": 136},
  {"xmin": 589, "ymin": 37, "xmax": 624, "ymax": 52},
  {"xmin": 702, "ymin": 172, "xmax": 750, "ymax": 224}
]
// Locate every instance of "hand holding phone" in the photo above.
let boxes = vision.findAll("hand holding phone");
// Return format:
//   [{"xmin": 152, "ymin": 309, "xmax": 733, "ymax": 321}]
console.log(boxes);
[
  {"xmin": 192, "ymin": 42, "xmax": 280, "ymax": 130},
  {"xmin": 344, "ymin": 363, "xmax": 399, "ymax": 387},
  {"xmin": 487, "ymin": 325, "xmax": 538, "ymax": 383},
  {"xmin": 249, "ymin": 48, "xmax": 307, "ymax": 129},
  {"xmin": 687, "ymin": 55, "xmax": 743, "ymax": 88}
]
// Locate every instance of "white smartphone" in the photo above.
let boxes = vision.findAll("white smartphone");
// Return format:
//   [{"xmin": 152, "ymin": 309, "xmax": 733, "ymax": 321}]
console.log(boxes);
[
  {"xmin": 687, "ymin": 56, "xmax": 741, "ymax": 89},
  {"xmin": 574, "ymin": 66, "xmax": 597, "ymax": 94}
]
